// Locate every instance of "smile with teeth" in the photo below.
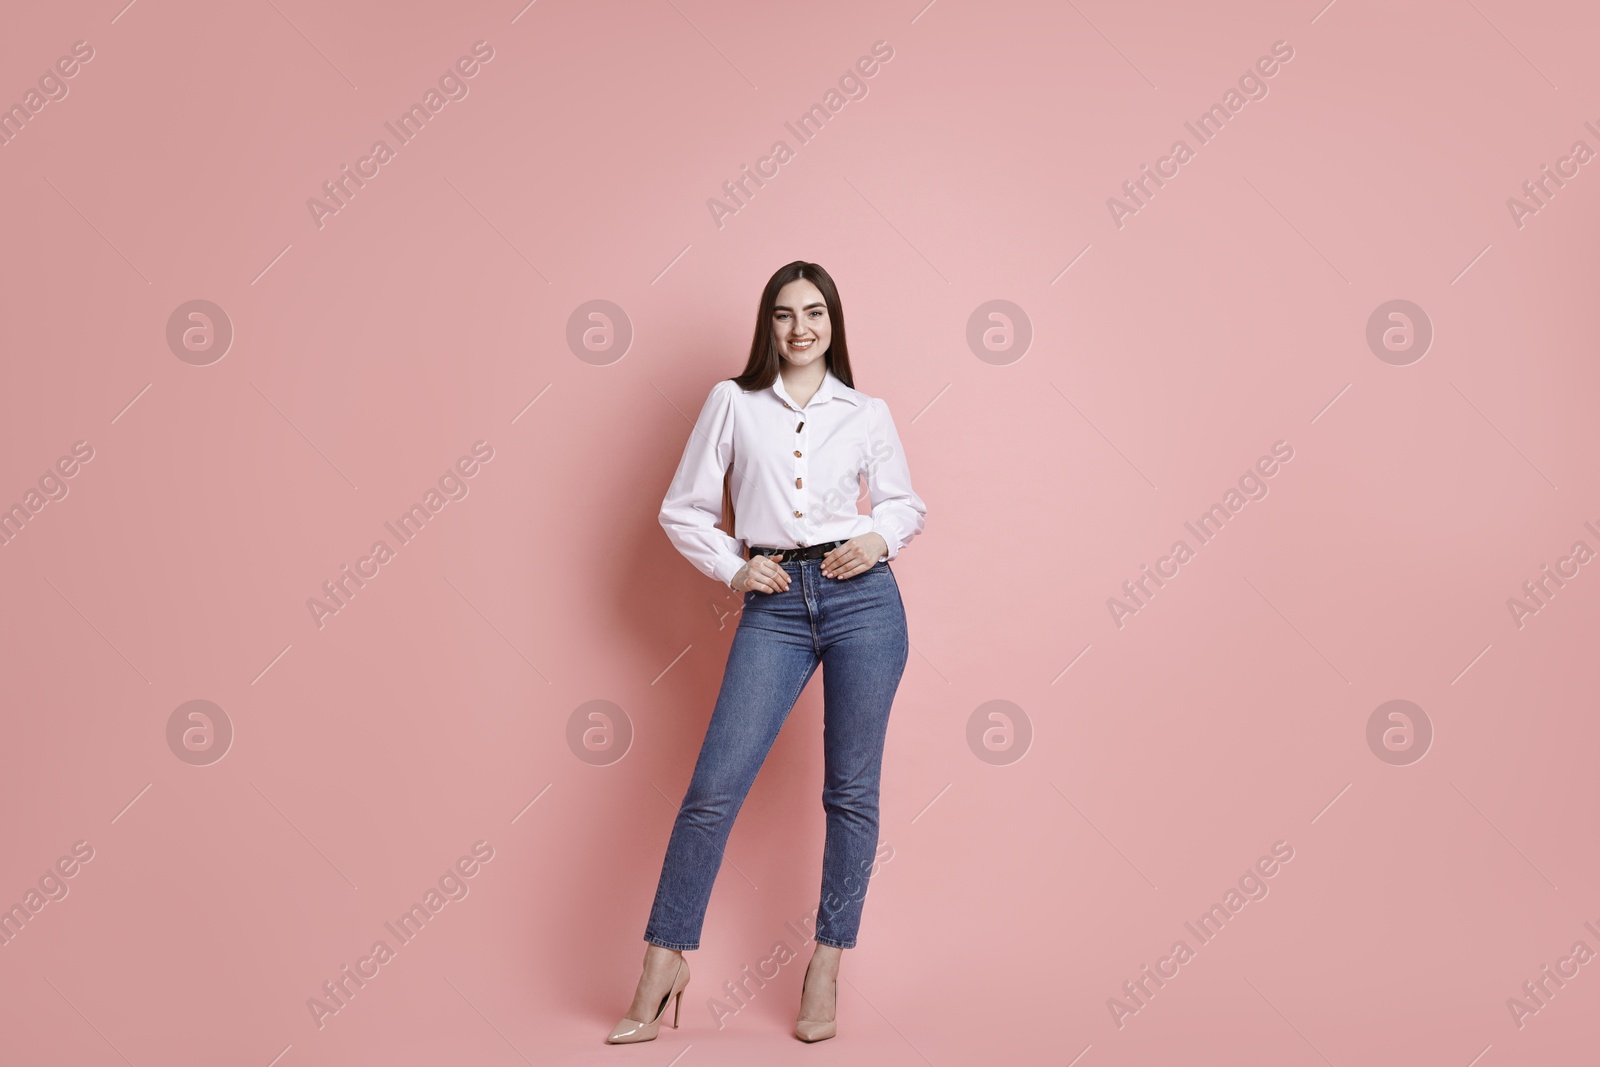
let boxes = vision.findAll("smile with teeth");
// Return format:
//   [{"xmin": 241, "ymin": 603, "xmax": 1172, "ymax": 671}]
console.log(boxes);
[{"xmin": 788, "ymin": 339, "xmax": 815, "ymax": 350}]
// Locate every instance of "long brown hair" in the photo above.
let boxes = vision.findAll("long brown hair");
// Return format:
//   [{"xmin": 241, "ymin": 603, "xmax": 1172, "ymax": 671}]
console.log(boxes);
[{"xmin": 720, "ymin": 260, "xmax": 855, "ymax": 538}]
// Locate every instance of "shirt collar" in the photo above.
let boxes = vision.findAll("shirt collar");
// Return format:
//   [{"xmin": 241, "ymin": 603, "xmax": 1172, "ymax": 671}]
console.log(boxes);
[{"xmin": 770, "ymin": 365, "xmax": 860, "ymax": 410}]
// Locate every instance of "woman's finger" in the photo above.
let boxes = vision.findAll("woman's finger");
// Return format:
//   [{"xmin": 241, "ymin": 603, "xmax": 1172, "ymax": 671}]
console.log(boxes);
[
  {"xmin": 826, "ymin": 551, "xmax": 866, "ymax": 579},
  {"xmin": 752, "ymin": 556, "xmax": 787, "ymax": 592}
]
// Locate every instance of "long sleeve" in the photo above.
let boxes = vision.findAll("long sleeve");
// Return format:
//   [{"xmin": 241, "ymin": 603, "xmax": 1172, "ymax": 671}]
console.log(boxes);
[
  {"xmin": 865, "ymin": 396, "xmax": 927, "ymax": 561},
  {"xmin": 660, "ymin": 380, "xmax": 747, "ymax": 588}
]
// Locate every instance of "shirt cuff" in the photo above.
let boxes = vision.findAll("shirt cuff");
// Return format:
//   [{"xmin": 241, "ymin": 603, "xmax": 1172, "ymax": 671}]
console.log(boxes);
[
  {"xmin": 870, "ymin": 522, "xmax": 900, "ymax": 561},
  {"xmin": 713, "ymin": 554, "xmax": 746, "ymax": 589}
]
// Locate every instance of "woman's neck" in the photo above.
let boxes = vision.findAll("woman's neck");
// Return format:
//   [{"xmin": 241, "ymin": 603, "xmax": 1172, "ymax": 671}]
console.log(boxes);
[{"xmin": 781, "ymin": 361, "xmax": 827, "ymax": 407}]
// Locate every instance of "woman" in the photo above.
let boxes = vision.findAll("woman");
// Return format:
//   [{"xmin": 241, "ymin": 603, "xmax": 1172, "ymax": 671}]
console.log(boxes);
[{"xmin": 607, "ymin": 260, "xmax": 927, "ymax": 1045}]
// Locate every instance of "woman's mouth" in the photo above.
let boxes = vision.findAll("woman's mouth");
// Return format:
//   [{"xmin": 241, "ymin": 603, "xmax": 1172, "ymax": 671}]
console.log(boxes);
[{"xmin": 788, "ymin": 338, "xmax": 815, "ymax": 351}]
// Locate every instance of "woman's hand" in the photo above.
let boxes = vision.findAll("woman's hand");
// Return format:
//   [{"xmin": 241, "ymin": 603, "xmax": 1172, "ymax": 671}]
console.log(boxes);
[
  {"xmin": 821, "ymin": 533, "xmax": 887, "ymax": 580},
  {"xmin": 732, "ymin": 553, "xmax": 792, "ymax": 594}
]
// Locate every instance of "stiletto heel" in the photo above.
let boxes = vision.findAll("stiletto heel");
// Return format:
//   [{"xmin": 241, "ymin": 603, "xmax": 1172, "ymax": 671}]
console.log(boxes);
[{"xmin": 606, "ymin": 955, "xmax": 690, "ymax": 1044}]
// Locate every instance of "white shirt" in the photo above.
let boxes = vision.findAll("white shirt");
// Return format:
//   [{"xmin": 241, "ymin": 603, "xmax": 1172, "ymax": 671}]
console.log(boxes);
[{"xmin": 660, "ymin": 367, "xmax": 928, "ymax": 587}]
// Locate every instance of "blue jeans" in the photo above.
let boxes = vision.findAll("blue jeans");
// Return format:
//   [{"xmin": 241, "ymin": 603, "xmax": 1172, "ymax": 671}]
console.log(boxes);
[{"xmin": 644, "ymin": 556, "xmax": 909, "ymax": 951}]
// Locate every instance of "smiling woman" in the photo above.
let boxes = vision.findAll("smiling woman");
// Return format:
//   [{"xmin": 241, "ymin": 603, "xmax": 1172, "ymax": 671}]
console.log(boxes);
[{"xmin": 612, "ymin": 260, "xmax": 926, "ymax": 1046}]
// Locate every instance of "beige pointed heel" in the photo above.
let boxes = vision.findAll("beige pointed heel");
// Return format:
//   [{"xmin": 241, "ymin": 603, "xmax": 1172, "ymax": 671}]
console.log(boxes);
[
  {"xmin": 606, "ymin": 955, "xmax": 690, "ymax": 1044},
  {"xmin": 794, "ymin": 967, "xmax": 837, "ymax": 1042}
]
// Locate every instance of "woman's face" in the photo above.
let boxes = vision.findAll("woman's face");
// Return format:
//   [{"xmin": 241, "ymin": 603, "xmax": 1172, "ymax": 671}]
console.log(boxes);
[{"xmin": 772, "ymin": 278, "xmax": 831, "ymax": 369}]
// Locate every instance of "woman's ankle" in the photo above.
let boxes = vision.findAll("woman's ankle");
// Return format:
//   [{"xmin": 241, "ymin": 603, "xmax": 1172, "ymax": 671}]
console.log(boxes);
[
  {"xmin": 806, "ymin": 944, "xmax": 842, "ymax": 975},
  {"xmin": 643, "ymin": 944, "xmax": 684, "ymax": 968}
]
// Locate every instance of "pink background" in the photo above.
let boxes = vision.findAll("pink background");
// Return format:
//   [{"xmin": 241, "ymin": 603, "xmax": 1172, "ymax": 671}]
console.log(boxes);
[{"xmin": 3, "ymin": 0, "xmax": 1598, "ymax": 1063}]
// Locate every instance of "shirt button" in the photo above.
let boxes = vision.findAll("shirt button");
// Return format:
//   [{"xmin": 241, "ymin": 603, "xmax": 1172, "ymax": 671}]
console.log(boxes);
[
  {"xmin": 796, "ymin": 477, "xmax": 803, "ymax": 488},
  {"xmin": 794, "ymin": 450, "xmax": 801, "ymax": 458},
  {"xmin": 796, "ymin": 421, "xmax": 804, "ymax": 432},
  {"xmin": 794, "ymin": 510, "xmax": 803, "ymax": 517}
]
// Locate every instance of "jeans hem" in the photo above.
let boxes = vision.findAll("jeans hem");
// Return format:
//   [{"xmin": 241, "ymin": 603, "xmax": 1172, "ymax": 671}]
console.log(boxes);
[
  {"xmin": 812, "ymin": 934, "xmax": 855, "ymax": 949},
  {"xmin": 644, "ymin": 934, "xmax": 698, "ymax": 951}
]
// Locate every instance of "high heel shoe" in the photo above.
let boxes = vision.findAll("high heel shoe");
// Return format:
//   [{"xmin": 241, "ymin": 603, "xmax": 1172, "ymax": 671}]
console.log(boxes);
[
  {"xmin": 793, "ymin": 963, "xmax": 837, "ymax": 1042},
  {"xmin": 606, "ymin": 955, "xmax": 690, "ymax": 1044}
]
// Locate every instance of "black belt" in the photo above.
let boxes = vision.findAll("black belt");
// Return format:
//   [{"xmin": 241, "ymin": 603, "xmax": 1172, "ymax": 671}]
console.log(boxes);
[{"xmin": 746, "ymin": 539, "xmax": 849, "ymax": 563}]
